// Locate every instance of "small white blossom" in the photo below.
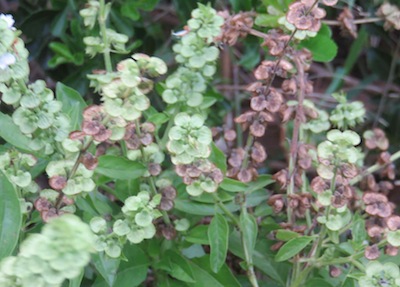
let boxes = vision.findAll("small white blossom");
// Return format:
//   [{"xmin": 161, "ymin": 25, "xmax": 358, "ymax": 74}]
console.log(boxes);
[
  {"xmin": 0, "ymin": 14, "xmax": 15, "ymax": 29},
  {"xmin": 0, "ymin": 53, "xmax": 16, "ymax": 70},
  {"xmin": 172, "ymin": 30, "xmax": 189, "ymax": 37}
]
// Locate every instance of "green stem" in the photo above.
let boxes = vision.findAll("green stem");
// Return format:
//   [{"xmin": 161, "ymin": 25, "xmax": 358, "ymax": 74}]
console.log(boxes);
[
  {"xmin": 55, "ymin": 138, "xmax": 94, "ymax": 210},
  {"xmin": 241, "ymin": 205, "xmax": 260, "ymax": 287},
  {"xmin": 290, "ymin": 266, "xmax": 312, "ymax": 287},
  {"xmin": 211, "ymin": 193, "xmax": 240, "ymax": 226},
  {"xmin": 99, "ymin": 0, "xmax": 112, "ymax": 72},
  {"xmin": 159, "ymin": 112, "xmax": 176, "ymax": 150},
  {"xmin": 240, "ymin": 134, "xmax": 254, "ymax": 170},
  {"xmin": 350, "ymin": 150, "xmax": 400, "ymax": 185}
]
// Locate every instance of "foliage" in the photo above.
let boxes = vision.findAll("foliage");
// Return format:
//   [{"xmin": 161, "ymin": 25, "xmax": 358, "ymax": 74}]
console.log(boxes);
[{"xmin": 1, "ymin": 0, "xmax": 400, "ymax": 287}]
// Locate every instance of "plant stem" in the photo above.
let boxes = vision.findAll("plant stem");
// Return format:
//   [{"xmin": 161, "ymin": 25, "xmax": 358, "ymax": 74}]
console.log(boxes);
[
  {"xmin": 212, "ymin": 193, "xmax": 258, "ymax": 287},
  {"xmin": 286, "ymin": 57, "xmax": 307, "ymax": 225},
  {"xmin": 350, "ymin": 150, "xmax": 400, "ymax": 185},
  {"xmin": 240, "ymin": 134, "xmax": 254, "ymax": 170},
  {"xmin": 211, "ymin": 193, "xmax": 240, "ymax": 226},
  {"xmin": 241, "ymin": 204, "xmax": 259, "ymax": 287},
  {"xmin": 134, "ymin": 119, "xmax": 171, "ymax": 225},
  {"xmin": 55, "ymin": 138, "xmax": 94, "ymax": 210},
  {"xmin": 99, "ymin": 0, "xmax": 112, "ymax": 73},
  {"xmin": 323, "ymin": 17, "xmax": 382, "ymax": 26},
  {"xmin": 373, "ymin": 39, "xmax": 400, "ymax": 127}
]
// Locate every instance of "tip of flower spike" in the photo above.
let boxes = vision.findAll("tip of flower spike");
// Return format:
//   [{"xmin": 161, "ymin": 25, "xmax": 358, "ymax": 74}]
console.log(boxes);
[
  {"xmin": 0, "ymin": 14, "xmax": 15, "ymax": 29},
  {"xmin": 0, "ymin": 53, "xmax": 16, "ymax": 70}
]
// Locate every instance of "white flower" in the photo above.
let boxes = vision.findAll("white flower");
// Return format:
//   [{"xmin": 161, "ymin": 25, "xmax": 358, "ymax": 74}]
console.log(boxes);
[
  {"xmin": 0, "ymin": 53, "xmax": 16, "ymax": 69},
  {"xmin": 0, "ymin": 14, "xmax": 15, "ymax": 29}
]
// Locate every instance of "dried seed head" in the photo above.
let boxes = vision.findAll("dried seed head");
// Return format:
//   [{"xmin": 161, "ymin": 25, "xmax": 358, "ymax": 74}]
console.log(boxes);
[
  {"xmin": 280, "ymin": 105, "xmax": 296, "ymax": 123},
  {"xmin": 93, "ymin": 126, "xmax": 112, "ymax": 142},
  {"xmin": 341, "ymin": 163, "xmax": 358, "ymax": 179},
  {"xmin": 162, "ymin": 186, "xmax": 177, "ymax": 200},
  {"xmin": 251, "ymin": 142, "xmax": 267, "ymax": 163},
  {"xmin": 250, "ymin": 96, "xmax": 268, "ymax": 112},
  {"xmin": 281, "ymin": 79, "xmax": 297, "ymax": 94},
  {"xmin": 41, "ymin": 208, "xmax": 59, "ymax": 222},
  {"xmin": 160, "ymin": 198, "xmax": 174, "ymax": 211},
  {"xmin": 140, "ymin": 133, "xmax": 153, "ymax": 146},
  {"xmin": 49, "ymin": 176, "xmax": 67, "ymax": 190},
  {"xmin": 268, "ymin": 194, "xmax": 285, "ymax": 213},
  {"xmin": 82, "ymin": 152, "xmax": 98, "ymax": 170},
  {"xmin": 273, "ymin": 169, "xmax": 289, "ymax": 189},
  {"xmin": 287, "ymin": 0, "xmax": 326, "ymax": 32},
  {"xmin": 322, "ymin": 0, "xmax": 338, "ymax": 6},
  {"xmin": 338, "ymin": 7, "xmax": 357, "ymax": 38},
  {"xmin": 364, "ymin": 128, "xmax": 389, "ymax": 150},
  {"xmin": 261, "ymin": 29, "xmax": 291, "ymax": 57},
  {"xmin": 250, "ymin": 120, "xmax": 266, "ymax": 137},
  {"xmin": 161, "ymin": 225, "xmax": 176, "ymax": 240},
  {"xmin": 238, "ymin": 168, "xmax": 253, "ymax": 183},
  {"xmin": 216, "ymin": 11, "xmax": 255, "ymax": 46},
  {"xmin": 224, "ymin": 129, "xmax": 237, "ymax": 142},
  {"xmin": 265, "ymin": 89, "xmax": 283, "ymax": 113},
  {"xmin": 365, "ymin": 244, "xmax": 380, "ymax": 260},
  {"xmin": 34, "ymin": 197, "xmax": 52, "ymax": 212},
  {"xmin": 329, "ymin": 266, "xmax": 342, "ymax": 278},
  {"xmin": 270, "ymin": 241, "xmax": 284, "ymax": 251},
  {"xmin": 311, "ymin": 176, "xmax": 328, "ymax": 194},
  {"xmin": 367, "ymin": 225, "xmax": 384, "ymax": 238},
  {"xmin": 379, "ymin": 181, "xmax": 394, "ymax": 193},
  {"xmin": 363, "ymin": 192, "xmax": 393, "ymax": 218},
  {"xmin": 148, "ymin": 163, "xmax": 162, "ymax": 176},
  {"xmin": 386, "ymin": 215, "xmax": 400, "ymax": 231},
  {"xmin": 69, "ymin": 130, "xmax": 86, "ymax": 140},
  {"xmin": 385, "ymin": 245, "xmax": 399, "ymax": 256},
  {"xmin": 82, "ymin": 120, "xmax": 101, "ymax": 135}
]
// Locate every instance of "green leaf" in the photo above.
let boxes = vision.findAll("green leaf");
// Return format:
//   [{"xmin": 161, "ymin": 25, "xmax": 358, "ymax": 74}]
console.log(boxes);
[
  {"xmin": 192, "ymin": 256, "xmax": 241, "ymax": 287},
  {"xmin": 175, "ymin": 189, "xmax": 268, "ymax": 215},
  {"xmin": 69, "ymin": 269, "xmax": 84, "ymax": 287},
  {"xmin": 209, "ymin": 142, "xmax": 227, "ymax": 173},
  {"xmin": 49, "ymin": 42, "xmax": 75, "ymax": 62},
  {"xmin": 255, "ymin": 14, "xmax": 280, "ymax": 28},
  {"xmin": 352, "ymin": 219, "xmax": 366, "ymax": 245},
  {"xmin": 0, "ymin": 112, "xmax": 34, "ymax": 153},
  {"xmin": 299, "ymin": 30, "xmax": 338, "ymax": 62},
  {"xmin": 0, "ymin": 171, "xmax": 22, "ymax": 260},
  {"xmin": 56, "ymin": 82, "xmax": 87, "ymax": 130},
  {"xmin": 92, "ymin": 253, "xmax": 120, "ymax": 286},
  {"xmin": 220, "ymin": 178, "xmax": 247, "ymax": 192},
  {"xmin": 186, "ymin": 225, "xmax": 210, "ymax": 245},
  {"xmin": 186, "ymin": 259, "xmax": 224, "ymax": 287},
  {"xmin": 112, "ymin": 245, "xmax": 149, "ymax": 287},
  {"xmin": 208, "ymin": 214, "xmax": 229, "ymax": 273},
  {"xmin": 275, "ymin": 236, "xmax": 314, "ymax": 262},
  {"xmin": 245, "ymin": 174, "xmax": 275, "ymax": 193},
  {"xmin": 146, "ymin": 112, "xmax": 169, "ymax": 127},
  {"xmin": 276, "ymin": 230, "xmax": 300, "ymax": 241},
  {"xmin": 306, "ymin": 278, "xmax": 334, "ymax": 287},
  {"xmin": 164, "ymin": 250, "xmax": 195, "ymax": 283},
  {"xmin": 240, "ymin": 211, "xmax": 258, "ymax": 260},
  {"xmin": 96, "ymin": 155, "xmax": 146, "ymax": 180},
  {"xmin": 229, "ymin": 231, "xmax": 287, "ymax": 285}
]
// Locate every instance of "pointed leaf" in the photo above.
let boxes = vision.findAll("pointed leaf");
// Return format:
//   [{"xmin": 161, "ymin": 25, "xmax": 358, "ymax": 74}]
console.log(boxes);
[
  {"xmin": 240, "ymin": 211, "xmax": 258, "ymax": 260},
  {"xmin": 96, "ymin": 155, "xmax": 146, "ymax": 180},
  {"xmin": 0, "ymin": 112, "xmax": 33, "ymax": 153},
  {"xmin": 92, "ymin": 252, "xmax": 120, "ymax": 286},
  {"xmin": 0, "ymin": 171, "xmax": 22, "ymax": 260},
  {"xmin": 209, "ymin": 143, "xmax": 227, "ymax": 173},
  {"xmin": 275, "ymin": 236, "xmax": 314, "ymax": 262},
  {"xmin": 56, "ymin": 82, "xmax": 87, "ymax": 130},
  {"xmin": 208, "ymin": 213, "xmax": 229, "ymax": 273}
]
